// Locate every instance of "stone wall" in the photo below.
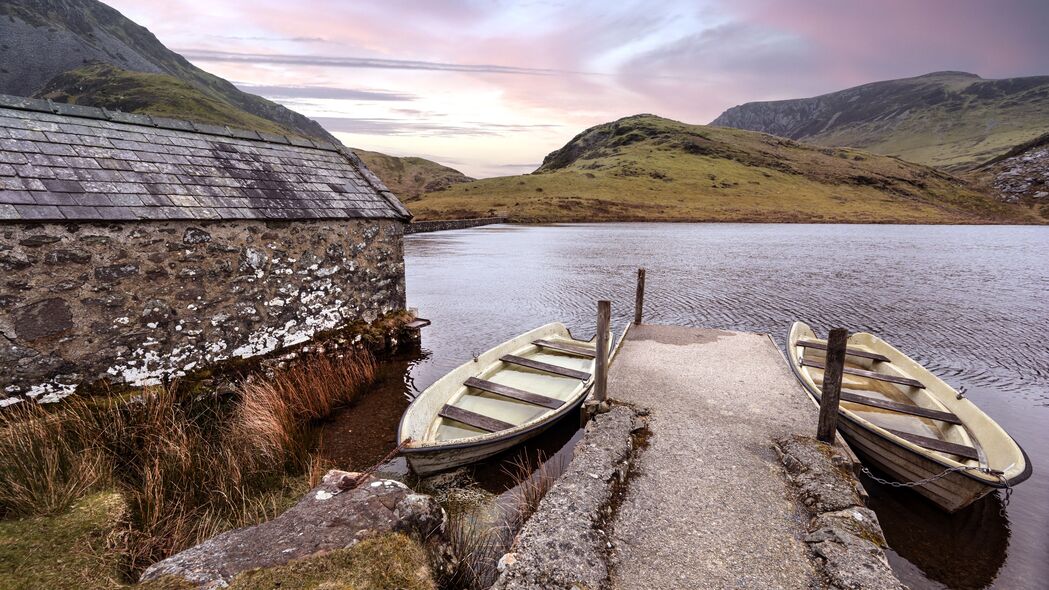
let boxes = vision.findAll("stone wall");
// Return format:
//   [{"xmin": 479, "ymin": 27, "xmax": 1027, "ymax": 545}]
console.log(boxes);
[
  {"xmin": 0, "ymin": 218, "xmax": 405, "ymax": 404},
  {"xmin": 403, "ymin": 217, "xmax": 506, "ymax": 234}
]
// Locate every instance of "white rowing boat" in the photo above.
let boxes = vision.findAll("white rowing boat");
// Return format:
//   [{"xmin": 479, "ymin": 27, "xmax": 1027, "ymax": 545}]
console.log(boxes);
[
  {"xmin": 398, "ymin": 323, "xmax": 606, "ymax": 475},
  {"xmin": 787, "ymin": 321, "xmax": 1031, "ymax": 512}
]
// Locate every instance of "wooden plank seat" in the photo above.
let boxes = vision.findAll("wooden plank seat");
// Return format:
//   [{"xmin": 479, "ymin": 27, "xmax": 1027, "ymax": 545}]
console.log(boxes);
[
  {"xmin": 439, "ymin": 404, "xmax": 515, "ymax": 433},
  {"xmin": 532, "ymin": 339, "xmax": 597, "ymax": 358},
  {"xmin": 840, "ymin": 391, "xmax": 962, "ymax": 424},
  {"xmin": 464, "ymin": 377, "xmax": 565, "ymax": 410},
  {"xmin": 885, "ymin": 428, "xmax": 980, "ymax": 461},
  {"xmin": 500, "ymin": 354, "xmax": 592, "ymax": 381},
  {"xmin": 796, "ymin": 339, "xmax": 891, "ymax": 363},
  {"xmin": 801, "ymin": 358, "xmax": 925, "ymax": 389}
]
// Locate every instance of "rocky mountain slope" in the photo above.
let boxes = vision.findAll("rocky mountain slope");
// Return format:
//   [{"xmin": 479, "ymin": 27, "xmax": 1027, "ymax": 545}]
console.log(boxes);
[
  {"xmin": 712, "ymin": 72, "xmax": 1049, "ymax": 170},
  {"xmin": 968, "ymin": 133, "xmax": 1049, "ymax": 216},
  {"xmin": 0, "ymin": 0, "xmax": 334, "ymax": 141},
  {"xmin": 410, "ymin": 115, "xmax": 1039, "ymax": 223},
  {"xmin": 353, "ymin": 149, "xmax": 473, "ymax": 201}
]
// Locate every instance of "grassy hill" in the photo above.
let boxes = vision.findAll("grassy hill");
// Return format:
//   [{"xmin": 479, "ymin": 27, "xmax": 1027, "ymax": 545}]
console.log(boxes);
[
  {"xmin": 353, "ymin": 149, "xmax": 473, "ymax": 201},
  {"xmin": 34, "ymin": 63, "xmax": 296, "ymax": 136},
  {"xmin": 410, "ymin": 115, "xmax": 1042, "ymax": 223},
  {"xmin": 712, "ymin": 72, "xmax": 1049, "ymax": 170}
]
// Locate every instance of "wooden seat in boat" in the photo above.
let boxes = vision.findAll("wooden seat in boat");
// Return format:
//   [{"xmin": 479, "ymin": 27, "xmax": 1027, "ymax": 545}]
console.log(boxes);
[
  {"xmin": 532, "ymin": 339, "xmax": 597, "ymax": 358},
  {"xmin": 885, "ymin": 428, "xmax": 980, "ymax": 461},
  {"xmin": 796, "ymin": 339, "xmax": 891, "ymax": 363},
  {"xmin": 800, "ymin": 358, "xmax": 925, "ymax": 389},
  {"xmin": 464, "ymin": 377, "xmax": 565, "ymax": 409},
  {"xmin": 500, "ymin": 354, "xmax": 592, "ymax": 380},
  {"xmin": 840, "ymin": 391, "xmax": 961, "ymax": 424},
  {"xmin": 439, "ymin": 404, "xmax": 514, "ymax": 433}
]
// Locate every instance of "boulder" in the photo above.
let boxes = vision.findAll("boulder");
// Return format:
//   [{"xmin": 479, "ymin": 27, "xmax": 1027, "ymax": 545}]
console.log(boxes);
[{"xmin": 140, "ymin": 471, "xmax": 446, "ymax": 589}]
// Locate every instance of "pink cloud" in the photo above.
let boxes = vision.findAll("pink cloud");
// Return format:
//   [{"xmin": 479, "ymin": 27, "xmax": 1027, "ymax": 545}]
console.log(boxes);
[{"xmin": 99, "ymin": 0, "xmax": 1049, "ymax": 176}]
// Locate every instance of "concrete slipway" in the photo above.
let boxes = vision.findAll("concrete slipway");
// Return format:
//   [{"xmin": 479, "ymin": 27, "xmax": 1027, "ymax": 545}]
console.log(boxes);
[{"xmin": 493, "ymin": 324, "xmax": 905, "ymax": 590}]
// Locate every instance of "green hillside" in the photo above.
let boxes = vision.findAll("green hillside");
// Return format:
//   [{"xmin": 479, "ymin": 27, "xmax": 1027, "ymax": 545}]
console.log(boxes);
[
  {"xmin": 353, "ymin": 149, "xmax": 473, "ymax": 201},
  {"xmin": 35, "ymin": 63, "xmax": 296, "ymax": 136},
  {"xmin": 410, "ymin": 115, "xmax": 1041, "ymax": 223},
  {"xmin": 712, "ymin": 72, "xmax": 1049, "ymax": 169}
]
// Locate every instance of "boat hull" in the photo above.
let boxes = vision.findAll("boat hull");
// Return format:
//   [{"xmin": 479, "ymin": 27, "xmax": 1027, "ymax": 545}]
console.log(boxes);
[
  {"xmin": 403, "ymin": 393, "xmax": 586, "ymax": 475},
  {"xmin": 835, "ymin": 415, "xmax": 994, "ymax": 512},
  {"xmin": 399, "ymin": 322, "xmax": 601, "ymax": 475}
]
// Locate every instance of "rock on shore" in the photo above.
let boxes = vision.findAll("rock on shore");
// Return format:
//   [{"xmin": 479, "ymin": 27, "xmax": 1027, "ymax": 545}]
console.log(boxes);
[{"xmin": 140, "ymin": 471, "xmax": 445, "ymax": 589}]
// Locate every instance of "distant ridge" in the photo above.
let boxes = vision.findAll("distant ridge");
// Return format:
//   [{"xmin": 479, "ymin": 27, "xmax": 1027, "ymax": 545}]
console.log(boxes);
[
  {"xmin": 712, "ymin": 71, "xmax": 1049, "ymax": 169},
  {"xmin": 409, "ymin": 114, "xmax": 1038, "ymax": 223}
]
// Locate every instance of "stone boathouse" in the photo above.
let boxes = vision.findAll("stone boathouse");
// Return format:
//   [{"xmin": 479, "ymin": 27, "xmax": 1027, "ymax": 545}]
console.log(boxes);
[{"xmin": 0, "ymin": 95, "xmax": 412, "ymax": 405}]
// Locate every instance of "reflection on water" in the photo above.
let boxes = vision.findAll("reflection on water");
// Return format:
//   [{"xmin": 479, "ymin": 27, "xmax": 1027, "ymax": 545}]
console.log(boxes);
[
  {"xmin": 864, "ymin": 468, "xmax": 1010, "ymax": 590},
  {"xmin": 317, "ymin": 350, "xmax": 425, "ymax": 470},
  {"xmin": 401, "ymin": 223, "xmax": 1048, "ymax": 589}
]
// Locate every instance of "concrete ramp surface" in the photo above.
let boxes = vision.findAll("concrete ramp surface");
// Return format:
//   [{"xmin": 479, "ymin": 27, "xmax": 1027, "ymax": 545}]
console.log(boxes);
[{"xmin": 608, "ymin": 325, "xmax": 820, "ymax": 589}]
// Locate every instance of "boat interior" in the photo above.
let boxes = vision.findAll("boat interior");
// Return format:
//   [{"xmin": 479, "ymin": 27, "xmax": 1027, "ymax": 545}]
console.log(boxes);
[
  {"xmin": 429, "ymin": 335, "xmax": 599, "ymax": 442},
  {"xmin": 791, "ymin": 329, "xmax": 986, "ymax": 469}
]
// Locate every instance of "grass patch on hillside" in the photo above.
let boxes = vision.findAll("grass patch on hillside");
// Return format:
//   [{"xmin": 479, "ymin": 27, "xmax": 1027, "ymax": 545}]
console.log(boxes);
[
  {"xmin": 355, "ymin": 149, "xmax": 473, "ymax": 201},
  {"xmin": 411, "ymin": 115, "xmax": 1038, "ymax": 224},
  {"xmin": 35, "ymin": 63, "xmax": 294, "ymax": 137}
]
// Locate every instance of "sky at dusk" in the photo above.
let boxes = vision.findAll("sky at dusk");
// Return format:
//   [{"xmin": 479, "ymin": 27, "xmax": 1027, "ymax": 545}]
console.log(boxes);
[{"xmin": 105, "ymin": 0, "xmax": 1049, "ymax": 178}]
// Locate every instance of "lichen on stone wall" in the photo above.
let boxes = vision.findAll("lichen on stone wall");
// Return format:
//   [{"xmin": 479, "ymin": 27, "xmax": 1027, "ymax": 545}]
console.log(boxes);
[{"xmin": 0, "ymin": 218, "xmax": 406, "ymax": 405}]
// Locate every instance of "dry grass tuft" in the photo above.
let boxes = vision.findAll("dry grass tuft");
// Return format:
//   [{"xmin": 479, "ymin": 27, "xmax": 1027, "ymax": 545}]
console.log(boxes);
[
  {"xmin": 0, "ymin": 399, "xmax": 117, "ymax": 518},
  {"xmin": 236, "ymin": 352, "xmax": 377, "ymax": 464},
  {"xmin": 0, "ymin": 350, "xmax": 378, "ymax": 577}
]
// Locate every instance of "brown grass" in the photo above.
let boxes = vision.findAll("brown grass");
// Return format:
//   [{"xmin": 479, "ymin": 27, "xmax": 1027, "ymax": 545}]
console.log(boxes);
[
  {"xmin": 0, "ymin": 350, "xmax": 378, "ymax": 578},
  {"xmin": 237, "ymin": 353, "xmax": 376, "ymax": 464},
  {"xmin": 0, "ymin": 397, "xmax": 124, "ymax": 518}
]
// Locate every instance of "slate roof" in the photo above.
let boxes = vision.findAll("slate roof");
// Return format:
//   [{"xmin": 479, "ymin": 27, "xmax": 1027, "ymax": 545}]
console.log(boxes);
[{"xmin": 0, "ymin": 95, "xmax": 412, "ymax": 222}]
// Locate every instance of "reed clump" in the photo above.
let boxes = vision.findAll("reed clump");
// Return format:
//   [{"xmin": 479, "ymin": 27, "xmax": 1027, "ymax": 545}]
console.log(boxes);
[
  {"xmin": 0, "ymin": 350, "xmax": 377, "ymax": 577},
  {"xmin": 433, "ymin": 453, "xmax": 564, "ymax": 590},
  {"xmin": 236, "ymin": 353, "xmax": 377, "ymax": 464}
]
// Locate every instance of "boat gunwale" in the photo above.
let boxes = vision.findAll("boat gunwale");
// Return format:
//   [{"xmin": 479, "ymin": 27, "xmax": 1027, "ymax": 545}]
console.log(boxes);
[
  {"xmin": 399, "ymin": 388, "xmax": 590, "ymax": 455},
  {"xmin": 397, "ymin": 323, "xmax": 599, "ymax": 454},
  {"xmin": 786, "ymin": 322, "xmax": 1033, "ymax": 489}
]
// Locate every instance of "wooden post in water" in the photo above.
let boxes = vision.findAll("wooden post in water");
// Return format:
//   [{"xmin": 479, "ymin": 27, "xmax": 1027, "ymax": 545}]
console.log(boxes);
[
  {"xmin": 595, "ymin": 300, "xmax": 611, "ymax": 402},
  {"xmin": 817, "ymin": 327, "xmax": 848, "ymax": 444},
  {"xmin": 634, "ymin": 268, "xmax": 646, "ymax": 325}
]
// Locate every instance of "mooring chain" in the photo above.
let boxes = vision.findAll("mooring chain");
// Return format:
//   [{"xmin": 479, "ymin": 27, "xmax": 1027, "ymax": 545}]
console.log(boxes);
[
  {"xmin": 860, "ymin": 465, "xmax": 1012, "ymax": 516},
  {"xmin": 331, "ymin": 438, "xmax": 413, "ymax": 495}
]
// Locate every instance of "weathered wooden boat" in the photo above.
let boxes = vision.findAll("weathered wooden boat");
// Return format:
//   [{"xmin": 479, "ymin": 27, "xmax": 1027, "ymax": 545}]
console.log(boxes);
[
  {"xmin": 787, "ymin": 321, "xmax": 1031, "ymax": 512},
  {"xmin": 398, "ymin": 323, "xmax": 606, "ymax": 475}
]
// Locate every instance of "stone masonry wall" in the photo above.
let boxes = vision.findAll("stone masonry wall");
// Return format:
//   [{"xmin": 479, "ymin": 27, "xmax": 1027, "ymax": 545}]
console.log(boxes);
[{"xmin": 0, "ymin": 218, "xmax": 405, "ymax": 404}]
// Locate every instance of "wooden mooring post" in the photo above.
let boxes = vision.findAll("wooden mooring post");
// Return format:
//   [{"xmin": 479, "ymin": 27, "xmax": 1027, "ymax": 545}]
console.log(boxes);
[
  {"xmin": 816, "ymin": 327, "xmax": 848, "ymax": 443},
  {"xmin": 595, "ymin": 300, "xmax": 611, "ymax": 402},
  {"xmin": 634, "ymin": 268, "xmax": 646, "ymax": 325}
]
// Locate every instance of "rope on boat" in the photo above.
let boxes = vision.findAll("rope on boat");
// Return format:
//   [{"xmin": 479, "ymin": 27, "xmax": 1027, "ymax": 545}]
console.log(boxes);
[
  {"xmin": 333, "ymin": 438, "xmax": 413, "ymax": 494},
  {"xmin": 859, "ymin": 465, "xmax": 1012, "ymax": 515}
]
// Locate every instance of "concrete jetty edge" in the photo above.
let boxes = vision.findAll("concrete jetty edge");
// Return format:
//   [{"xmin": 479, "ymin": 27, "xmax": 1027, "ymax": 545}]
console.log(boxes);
[{"xmin": 492, "ymin": 405, "xmax": 643, "ymax": 590}]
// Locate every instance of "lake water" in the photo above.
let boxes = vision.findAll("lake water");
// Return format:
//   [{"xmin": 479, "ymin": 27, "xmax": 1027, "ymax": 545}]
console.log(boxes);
[{"xmin": 399, "ymin": 223, "xmax": 1047, "ymax": 589}]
